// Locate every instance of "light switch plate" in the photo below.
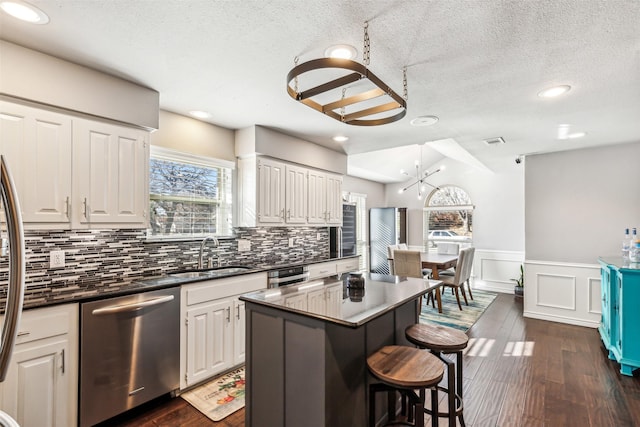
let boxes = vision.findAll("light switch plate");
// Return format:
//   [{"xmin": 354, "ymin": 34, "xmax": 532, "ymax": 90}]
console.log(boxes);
[
  {"xmin": 50, "ymin": 250, "xmax": 65, "ymax": 268},
  {"xmin": 288, "ymin": 237, "xmax": 294, "ymax": 248}
]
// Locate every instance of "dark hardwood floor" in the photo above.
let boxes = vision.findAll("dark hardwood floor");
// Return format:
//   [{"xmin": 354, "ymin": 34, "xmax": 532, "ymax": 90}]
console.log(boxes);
[{"xmin": 102, "ymin": 293, "xmax": 640, "ymax": 426}]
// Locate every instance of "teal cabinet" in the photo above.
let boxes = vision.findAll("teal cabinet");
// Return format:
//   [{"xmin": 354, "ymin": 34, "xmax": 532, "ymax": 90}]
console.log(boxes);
[{"xmin": 598, "ymin": 258, "xmax": 640, "ymax": 376}]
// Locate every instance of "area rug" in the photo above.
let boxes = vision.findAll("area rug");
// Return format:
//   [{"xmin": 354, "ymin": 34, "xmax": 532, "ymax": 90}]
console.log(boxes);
[
  {"xmin": 181, "ymin": 366, "xmax": 245, "ymax": 422},
  {"xmin": 419, "ymin": 288, "xmax": 497, "ymax": 331}
]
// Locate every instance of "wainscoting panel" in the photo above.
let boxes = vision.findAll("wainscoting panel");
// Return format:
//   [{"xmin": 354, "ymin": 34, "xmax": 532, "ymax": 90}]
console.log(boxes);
[
  {"xmin": 524, "ymin": 261, "xmax": 601, "ymax": 328},
  {"xmin": 536, "ymin": 273, "xmax": 576, "ymax": 310},
  {"xmin": 472, "ymin": 250, "xmax": 524, "ymax": 294},
  {"xmin": 588, "ymin": 276, "xmax": 602, "ymax": 315}
]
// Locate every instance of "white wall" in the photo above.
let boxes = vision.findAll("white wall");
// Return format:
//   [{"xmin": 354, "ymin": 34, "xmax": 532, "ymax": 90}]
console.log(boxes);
[
  {"xmin": 383, "ymin": 157, "xmax": 525, "ymax": 291},
  {"xmin": 385, "ymin": 157, "xmax": 524, "ymax": 251}
]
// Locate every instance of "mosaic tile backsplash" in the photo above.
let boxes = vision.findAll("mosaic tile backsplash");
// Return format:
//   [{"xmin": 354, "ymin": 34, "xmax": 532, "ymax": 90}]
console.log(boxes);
[{"xmin": 0, "ymin": 227, "xmax": 330, "ymax": 305}]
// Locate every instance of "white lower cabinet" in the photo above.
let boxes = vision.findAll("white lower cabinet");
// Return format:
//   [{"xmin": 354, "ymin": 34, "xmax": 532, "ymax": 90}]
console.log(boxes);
[
  {"xmin": 308, "ymin": 261, "xmax": 338, "ymax": 280},
  {"xmin": 185, "ymin": 299, "xmax": 233, "ymax": 387},
  {"xmin": 180, "ymin": 272, "xmax": 267, "ymax": 389},
  {"xmin": 336, "ymin": 257, "xmax": 360, "ymax": 275},
  {"xmin": 233, "ymin": 298, "xmax": 246, "ymax": 366},
  {"xmin": 0, "ymin": 304, "xmax": 78, "ymax": 427}
]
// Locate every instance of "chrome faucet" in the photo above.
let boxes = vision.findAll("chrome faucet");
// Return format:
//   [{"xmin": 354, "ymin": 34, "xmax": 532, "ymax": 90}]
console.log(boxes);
[{"xmin": 198, "ymin": 236, "xmax": 219, "ymax": 269}]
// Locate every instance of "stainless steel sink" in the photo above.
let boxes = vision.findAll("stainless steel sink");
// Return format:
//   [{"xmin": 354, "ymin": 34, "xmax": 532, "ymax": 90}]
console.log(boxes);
[{"xmin": 169, "ymin": 266, "xmax": 252, "ymax": 279}]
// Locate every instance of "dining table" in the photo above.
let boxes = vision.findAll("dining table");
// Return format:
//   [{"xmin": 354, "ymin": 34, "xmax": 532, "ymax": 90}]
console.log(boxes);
[{"xmin": 420, "ymin": 252, "xmax": 459, "ymax": 313}]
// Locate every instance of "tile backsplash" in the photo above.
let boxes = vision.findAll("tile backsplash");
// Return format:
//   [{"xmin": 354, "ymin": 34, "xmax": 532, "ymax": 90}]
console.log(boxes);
[{"xmin": 0, "ymin": 227, "xmax": 330, "ymax": 303}]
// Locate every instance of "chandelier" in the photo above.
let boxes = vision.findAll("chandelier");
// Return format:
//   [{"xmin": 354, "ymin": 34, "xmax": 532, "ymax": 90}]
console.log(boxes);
[
  {"xmin": 398, "ymin": 144, "xmax": 445, "ymax": 200},
  {"xmin": 286, "ymin": 21, "xmax": 407, "ymax": 126}
]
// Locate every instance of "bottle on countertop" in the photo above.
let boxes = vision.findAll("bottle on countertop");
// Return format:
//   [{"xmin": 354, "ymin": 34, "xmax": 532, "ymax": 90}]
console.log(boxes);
[
  {"xmin": 630, "ymin": 241, "xmax": 640, "ymax": 263},
  {"xmin": 630, "ymin": 228, "xmax": 640, "ymax": 263},
  {"xmin": 623, "ymin": 227, "xmax": 631, "ymax": 259}
]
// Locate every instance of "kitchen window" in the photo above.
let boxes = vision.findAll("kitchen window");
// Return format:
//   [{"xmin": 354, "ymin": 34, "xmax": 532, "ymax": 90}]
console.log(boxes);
[{"xmin": 147, "ymin": 146, "xmax": 234, "ymax": 239}]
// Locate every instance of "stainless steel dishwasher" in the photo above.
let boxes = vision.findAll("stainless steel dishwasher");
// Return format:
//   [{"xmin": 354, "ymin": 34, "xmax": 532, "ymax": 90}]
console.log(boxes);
[{"xmin": 79, "ymin": 287, "xmax": 180, "ymax": 427}]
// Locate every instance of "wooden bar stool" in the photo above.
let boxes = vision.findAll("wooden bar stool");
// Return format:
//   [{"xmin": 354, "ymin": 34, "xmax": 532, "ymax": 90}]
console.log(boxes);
[
  {"xmin": 405, "ymin": 324, "xmax": 469, "ymax": 427},
  {"xmin": 367, "ymin": 345, "xmax": 445, "ymax": 427}
]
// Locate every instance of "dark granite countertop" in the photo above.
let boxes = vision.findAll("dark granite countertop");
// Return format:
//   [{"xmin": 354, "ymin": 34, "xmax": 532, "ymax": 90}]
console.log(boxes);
[
  {"xmin": 14, "ymin": 255, "xmax": 360, "ymax": 312},
  {"xmin": 240, "ymin": 272, "xmax": 440, "ymax": 328}
]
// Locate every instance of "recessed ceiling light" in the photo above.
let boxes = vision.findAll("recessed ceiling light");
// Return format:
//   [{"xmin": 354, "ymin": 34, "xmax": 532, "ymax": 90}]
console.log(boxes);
[
  {"xmin": 189, "ymin": 110, "xmax": 211, "ymax": 119},
  {"xmin": 332, "ymin": 135, "xmax": 349, "ymax": 142},
  {"xmin": 324, "ymin": 44, "xmax": 357, "ymax": 60},
  {"xmin": 0, "ymin": 0, "xmax": 49, "ymax": 24},
  {"xmin": 410, "ymin": 115, "xmax": 439, "ymax": 127},
  {"xmin": 538, "ymin": 85, "xmax": 571, "ymax": 98}
]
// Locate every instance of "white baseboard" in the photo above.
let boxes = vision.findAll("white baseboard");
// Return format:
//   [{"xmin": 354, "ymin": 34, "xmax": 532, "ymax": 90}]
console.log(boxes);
[{"xmin": 523, "ymin": 310, "xmax": 599, "ymax": 329}]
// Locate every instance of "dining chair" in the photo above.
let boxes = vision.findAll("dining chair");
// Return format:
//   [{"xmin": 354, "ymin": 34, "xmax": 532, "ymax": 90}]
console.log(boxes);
[
  {"xmin": 387, "ymin": 244, "xmax": 398, "ymax": 274},
  {"xmin": 392, "ymin": 250, "xmax": 423, "ymax": 278},
  {"xmin": 393, "ymin": 250, "xmax": 436, "ymax": 312},
  {"xmin": 463, "ymin": 247, "xmax": 475, "ymax": 300},
  {"xmin": 439, "ymin": 247, "xmax": 471, "ymax": 310}
]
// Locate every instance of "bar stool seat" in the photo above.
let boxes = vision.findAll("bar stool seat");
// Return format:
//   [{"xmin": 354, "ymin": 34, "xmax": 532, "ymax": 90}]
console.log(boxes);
[
  {"xmin": 367, "ymin": 345, "xmax": 445, "ymax": 427},
  {"xmin": 405, "ymin": 324, "xmax": 469, "ymax": 427}
]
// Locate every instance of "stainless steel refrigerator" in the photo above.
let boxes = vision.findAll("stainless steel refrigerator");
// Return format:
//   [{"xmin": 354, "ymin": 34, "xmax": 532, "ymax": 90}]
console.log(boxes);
[
  {"xmin": 0, "ymin": 156, "xmax": 26, "ymax": 427},
  {"xmin": 369, "ymin": 207, "xmax": 408, "ymax": 274}
]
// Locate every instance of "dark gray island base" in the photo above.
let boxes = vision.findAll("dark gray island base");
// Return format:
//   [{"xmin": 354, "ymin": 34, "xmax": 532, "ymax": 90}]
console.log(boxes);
[{"xmin": 240, "ymin": 273, "xmax": 439, "ymax": 427}]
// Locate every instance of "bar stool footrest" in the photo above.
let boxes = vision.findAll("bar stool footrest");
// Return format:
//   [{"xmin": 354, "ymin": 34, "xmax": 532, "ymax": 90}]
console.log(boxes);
[{"xmin": 423, "ymin": 385, "xmax": 464, "ymax": 418}]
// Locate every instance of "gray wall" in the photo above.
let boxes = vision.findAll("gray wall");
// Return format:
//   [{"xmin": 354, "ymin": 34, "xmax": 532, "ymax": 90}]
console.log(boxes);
[
  {"xmin": 525, "ymin": 141, "xmax": 640, "ymax": 264},
  {"xmin": 152, "ymin": 110, "xmax": 235, "ymax": 161},
  {"xmin": 342, "ymin": 175, "xmax": 385, "ymax": 208},
  {"xmin": 0, "ymin": 41, "xmax": 159, "ymax": 129}
]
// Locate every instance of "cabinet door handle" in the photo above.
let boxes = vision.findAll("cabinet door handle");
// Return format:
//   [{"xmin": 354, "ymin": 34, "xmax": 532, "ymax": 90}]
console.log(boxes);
[
  {"xmin": 236, "ymin": 305, "xmax": 240, "ymax": 320},
  {"xmin": 17, "ymin": 331, "xmax": 30, "ymax": 338},
  {"xmin": 83, "ymin": 197, "xmax": 88, "ymax": 219},
  {"xmin": 64, "ymin": 196, "xmax": 70, "ymax": 219},
  {"xmin": 61, "ymin": 349, "xmax": 65, "ymax": 374},
  {"xmin": 226, "ymin": 307, "xmax": 231, "ymax": 322}
]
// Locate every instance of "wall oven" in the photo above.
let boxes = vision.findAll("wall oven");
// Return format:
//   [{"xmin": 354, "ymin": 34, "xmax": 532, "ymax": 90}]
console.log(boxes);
[{"xmin": 267, "ymin": 266, "xmax": 310, "ymax": 288}]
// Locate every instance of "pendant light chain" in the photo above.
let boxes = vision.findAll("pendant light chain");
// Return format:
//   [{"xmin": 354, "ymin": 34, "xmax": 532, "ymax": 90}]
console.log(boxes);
[
  {"xmin": 340, "ymin": 88, "xmax": 347, "ymax": 121},
  {"xmin": 293, "ymin": 56, "xmax": 299, "ymax": 93},
  {"xmin": 403, "ymin": 66, "xmax": 408, "ymax": 101},
  {"xmin": 363, "ymin": 21, "xmax": 370, "ymax": 67}
]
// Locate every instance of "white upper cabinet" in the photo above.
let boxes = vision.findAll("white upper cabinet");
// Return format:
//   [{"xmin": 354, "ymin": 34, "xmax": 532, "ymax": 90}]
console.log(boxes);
[
  {"xmin": 238, "ymin": 155, "xmax": 341, "ymax": 227},
  {"xmin": 73, "ymin": 118, "xmax": 149, "ymax": 228},
  {"xmin": 325, "ymin": 173, "xmax": 343, "ymax": 225},
  {"xmin": 256, "ymin": 157, "xmax": 285, "ymax": 224},
  {"xmin": 285, "ymin": 163, "xmax": 307, "ymax": 224},
  {"xmin": 307, "ymin": 169, "xmax": 326, "ymax": 225},
  {"xmin": 0, "ymin": 100, "xmax": 150, "ymax": 230},
  {"xmin": 308, "ymin": 169, "xmax": 342, "ymax": 226},
  {"xmin": 0, "ymin": 101, "xmax": 73, "ymax": 226}
]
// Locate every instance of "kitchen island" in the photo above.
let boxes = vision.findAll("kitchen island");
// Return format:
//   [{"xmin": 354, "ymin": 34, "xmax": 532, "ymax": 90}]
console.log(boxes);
[{"xmin": 240, "ymin": 273, "xmax": 439, "ymax": 427}]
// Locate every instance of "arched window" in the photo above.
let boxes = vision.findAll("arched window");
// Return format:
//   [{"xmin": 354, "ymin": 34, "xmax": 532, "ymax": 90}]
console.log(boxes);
[{"xmin": 422, "ymin": 185, "xmax": 474, "ymax": 250}]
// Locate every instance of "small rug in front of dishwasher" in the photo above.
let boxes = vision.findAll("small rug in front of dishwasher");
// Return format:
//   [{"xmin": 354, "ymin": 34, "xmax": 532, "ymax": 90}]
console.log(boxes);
[{"xmin": 181, "ymin": 366, "xmax": 245, "ymax": 421}]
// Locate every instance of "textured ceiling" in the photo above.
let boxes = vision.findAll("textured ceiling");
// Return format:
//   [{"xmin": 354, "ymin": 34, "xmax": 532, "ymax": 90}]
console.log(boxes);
[{"xmin": 1, "ymin": 0, "xmax": 639, "ymax": 182}]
